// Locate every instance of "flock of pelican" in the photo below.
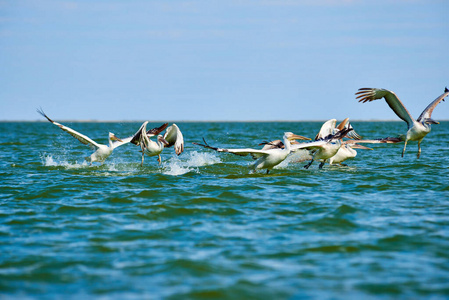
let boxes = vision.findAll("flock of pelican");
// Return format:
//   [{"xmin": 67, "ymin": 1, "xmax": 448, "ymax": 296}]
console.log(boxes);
[
  {"xmin": 37, "ymin": 108, "xmax": 184, "ymax": 165},
  {"xmin": 38, "ymin": 87, "xmax": 448, "ymax": 173}
]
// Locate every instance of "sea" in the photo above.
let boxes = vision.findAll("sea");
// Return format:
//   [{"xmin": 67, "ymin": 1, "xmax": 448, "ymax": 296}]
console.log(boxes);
[{"xmin": 1, "ymin": 121, "xmax": 448, "ymax": 299}]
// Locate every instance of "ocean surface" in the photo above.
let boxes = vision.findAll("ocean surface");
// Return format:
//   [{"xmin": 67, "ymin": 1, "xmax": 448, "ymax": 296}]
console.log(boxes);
[{"xmin": 1, "ymin": 121, "xmax": 449, "ymax": 299}]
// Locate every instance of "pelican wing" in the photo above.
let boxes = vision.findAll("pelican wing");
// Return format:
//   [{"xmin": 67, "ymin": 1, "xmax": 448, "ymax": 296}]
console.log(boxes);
[
  {"xmin": 147, "ymin": 123, "xmax": 169, "ymax": 137},
  {"xmin": 343, "ymin": 137, "xmax": 403, "ymax": 145},
  {"xmin": 356, "ymin": 88, "xmax": 415, "ymax": 127},
  {"xmin": 259, "ymin": 140, "xmax": 304, "ymax": 150},
  {"xmin": 193, "ymin": 139, "xmax": 269, "ymax": 159},
  {"xmin": 37, "ymin": 108, "xmax": 101, "ymax": 149},
  {"xmin": 315, "ymin": 119, "xmax": 336, "ymax": 140},
  {"xmin": 163, "ymin": 124, "xmax": 184, "ymax": 155},
  {"xmin": 336, "ymin": 118, "xmax": 362, "ymax": 140},
  {"xmin": 417, "ymin": 87, "xmax": 449, "ymax": 122},
  {"xmin": 130, "ymin": 121, "xmax": 149, "ymax": 146},
  {"xmin": 259, "ymin": 140, "xmax": 284, "ymax": 150},
  {"xmin": 219, "ymin": 148, "xmax": 270, "ymax": 159},
  {"xmin": 129, "ymin": 122, "xmax": 168, "ymax": 147},
  {"xmin": 346, "ymin": 123, "xmax": 362, "ymax": 140},
  {"xmin": 111, "ymin": 136, "xmax": 133, "ymax": 149}
]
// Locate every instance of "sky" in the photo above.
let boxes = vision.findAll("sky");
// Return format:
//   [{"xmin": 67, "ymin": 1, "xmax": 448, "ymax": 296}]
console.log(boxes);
[{"xmin": 0, "ymin": 0, "xmax": 448, "ymax": 121}]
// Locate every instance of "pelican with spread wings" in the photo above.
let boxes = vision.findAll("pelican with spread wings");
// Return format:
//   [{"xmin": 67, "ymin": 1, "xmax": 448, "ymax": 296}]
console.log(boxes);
[
  {"xmin": 37, "ymin": 108, "xmax": 127, "ymax": 164},
  {"xmin": 194, "ymin": 132, "xmax": 310, "ymax": 174},
  {"xmin": 356, "ymin": 87, "xmax": 449, "ymax": 158},
  {"xmin": 130, "ymin": 121, "xmax": 184, "ymax": 165}
]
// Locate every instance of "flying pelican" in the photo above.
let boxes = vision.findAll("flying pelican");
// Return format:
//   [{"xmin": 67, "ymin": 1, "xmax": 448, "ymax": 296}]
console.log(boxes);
[
  {"xmin": 193, "ymin": 132, "xmax": 310, "ymax": 174},
  {"xmin": 37, "ymin": 108, "xmax": 126, "ymax": 164},
  {"xmin": 130, "ymin": 121, "xmax": 184, "ymax": 165},
  {"xmin": 356, "ymin": 87, "xmax": 449, "ymax": 158}
]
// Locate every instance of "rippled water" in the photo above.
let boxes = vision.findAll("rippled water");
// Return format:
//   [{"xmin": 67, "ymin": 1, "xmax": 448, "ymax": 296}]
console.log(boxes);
[{"xmin": 1, "ymin": 121, "xmax": 449, "ymax": 299}]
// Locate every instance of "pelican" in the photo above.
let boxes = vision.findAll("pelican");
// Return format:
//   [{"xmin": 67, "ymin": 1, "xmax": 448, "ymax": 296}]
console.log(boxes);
[
  {"xmin": 291, "ymin": 122, "xmax": 353, "ymax": 169},
  {"xmin": 356, "ymin": 87, "xmax": 449, "ymax": 158},
  {"xmin": 321, "ymin": 118, "xmax": 362, "ymax": 166},
  {"xmin": 130, "ymin": 121, "xmax": 184, "ymax": 165},
  {"xmin": 37, "ymin": 108, "xmax": 126, "ymax": 164},
  {"xmin": 193, "ymin": 132, "xmax": 310, "ymax": 174}
]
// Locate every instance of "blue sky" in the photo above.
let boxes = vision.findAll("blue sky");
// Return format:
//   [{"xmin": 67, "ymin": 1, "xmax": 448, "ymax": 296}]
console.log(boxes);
[{"xmin": 1, "ymin": 0, "xmax": 448, "ymax": 121}]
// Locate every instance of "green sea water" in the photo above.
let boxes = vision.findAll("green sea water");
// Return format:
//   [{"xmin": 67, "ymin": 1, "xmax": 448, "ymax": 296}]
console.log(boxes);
[{"xmin": 1, "ymin": 121, "xmax": 449, "ymax": 299}]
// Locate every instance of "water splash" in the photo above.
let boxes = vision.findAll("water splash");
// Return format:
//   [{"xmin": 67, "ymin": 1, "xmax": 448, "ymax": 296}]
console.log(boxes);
[
  {"xmin": 162, "ymin": 151, "xmax": 221, "ymax": 176},
  {"xmin": 41, "ymin": 153, "xmax": 90, "ymax": 169},
  {"xmin": 276, "ymin": 150, "xmax": 312, "ymax": 169}
]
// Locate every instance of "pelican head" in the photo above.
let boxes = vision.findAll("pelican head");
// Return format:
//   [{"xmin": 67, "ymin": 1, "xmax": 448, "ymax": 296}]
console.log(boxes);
[
  {"xmin": 108, "ymin": 132, "xmax": 123, "ymax": 142},
  {"xmin": 283, "ymin": 132, "xmax": 311, "ymax": 141},
  {"xmin": 423, "ymin": 118, "xmax": 439, "ymax": 125}
]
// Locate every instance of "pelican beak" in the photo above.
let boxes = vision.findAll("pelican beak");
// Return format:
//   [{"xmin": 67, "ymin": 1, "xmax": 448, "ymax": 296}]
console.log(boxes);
[
  {"xmin": 290, "ymin": 134, "xmax": 311, "ymax": 141},
  {"xmin": 159, "ymin": 136, "xmax": 170, "ymax": 146},
  {"xmin": 426, "ymin": 118, "xmax": 439, "ymax": 125},
  {"xmin": 351, "ymin": 144, "xmax": 372, "ymax": 150},
  {"xmin": 111, "ymin": 135, "xmax": 123, "ymax": 142}
]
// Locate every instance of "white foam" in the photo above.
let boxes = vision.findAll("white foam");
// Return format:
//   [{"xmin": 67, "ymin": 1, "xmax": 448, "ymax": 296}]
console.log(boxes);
[
  {"xmin": 162, "ymin": 151, "xmax": 221, "ymax": 176},
  {"xmin": 40, "ymin": 151, "xmax": 221, "ymax": 175}
]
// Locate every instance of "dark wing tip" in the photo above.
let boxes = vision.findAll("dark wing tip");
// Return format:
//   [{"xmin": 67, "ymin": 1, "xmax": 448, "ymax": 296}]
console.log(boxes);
[
  {"xmin": 36, "ymin": 107, "xmax": 54, "ymax": 123},
  {"xmin": 193, "ymin": 138, "xmax": 219, "ymax": 151},
  {"xmin": 445, "ymin": 87, "xmax": 448, "ymax": 93},
  {"xmin": 36, "ymin": 107, "xmax": 45, "ymax": 116},
  {"xmin": 147, "ymin": 123, "xmax": 169, "ymax": 135},
  {"xmin": 130, "ymin": 130, "xmax": 143, "ymax": 145}
]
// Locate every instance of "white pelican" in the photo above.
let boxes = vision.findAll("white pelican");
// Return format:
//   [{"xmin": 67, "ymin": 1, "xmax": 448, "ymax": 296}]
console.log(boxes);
[
  {"xmin": 193, "ymin": 132, "xmax": 310, "ymax": 174},
  {"xmin": 130, "ymin": 121, "xmax": 184, "ymax": 165},
  {"xmin": 291, "ymin": 123, "xmax": 353, "ymax": 169},
  {"xmin": 37, "ymin": 108, "xmax": 126, "ymax": 164},
  {"xmin": 356, "ymin": 87, "xmax": 449, "ymax": 158}
]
